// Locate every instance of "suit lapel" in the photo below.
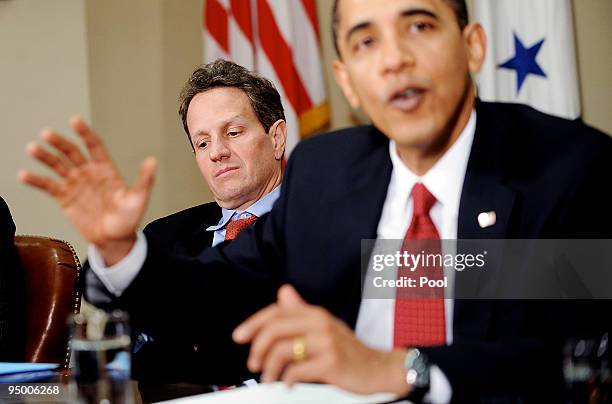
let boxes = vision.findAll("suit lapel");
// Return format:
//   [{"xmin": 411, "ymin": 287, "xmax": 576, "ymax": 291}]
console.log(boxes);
[
  {"xmin": 458, "ymin": 101, "xmax": 517, "ymax": 240},
  {"xmin": 458, "ymin": 172, "xmax": 516, "ymax": 239},
  {"xmin": 454, "ymin": 101, "xmax": 518, "ymax": 337},
  {"xmin": 183, "ymin": 206, "xmax": 222, "ymax": 254},
  {"xmin": 457, "ymin": 164, "xmax": 516, "ymax": 298}
]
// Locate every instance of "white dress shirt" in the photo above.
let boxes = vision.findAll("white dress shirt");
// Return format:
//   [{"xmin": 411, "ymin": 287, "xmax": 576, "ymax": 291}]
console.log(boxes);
[{"xmin": 355, "ymin": 110, "xmax": 476, "ymax": 403}]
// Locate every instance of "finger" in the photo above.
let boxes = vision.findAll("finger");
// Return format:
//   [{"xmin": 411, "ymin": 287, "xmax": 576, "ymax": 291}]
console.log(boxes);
[
  {"xmin": 26, "ymin": 142, "xmax": 71, "ymax": 178},
  {"xmin": 277, "ymin": 284, "xmax": 306, "ymax": 308},
  {"xmin": 282, "ymin": 357, "xmax": 328, "ymax": 387},
  {"xmin": 232, "ymin": 303, "xmax": 281, "ymax": 344},
  {"xmin": 260, "ymin": 339, "xmax": 293, "ymax": 383},
  {"xmin": 132, "ymin": 157, "xmax": 157, "ymax": 195},
  {"xmin": 248, "ymin": 314, "xmax": 316, "ymax": 372},
  {"xmin": 40, "ymin": 128, "xmax": 87, "ymax": 166},
  {"xmin": 18, "ymin": 170, "xmax": 62, "ymax": 197},
  {"xmin": 69, "ymin": 116, "xmax": 111, "ymax": 162}
]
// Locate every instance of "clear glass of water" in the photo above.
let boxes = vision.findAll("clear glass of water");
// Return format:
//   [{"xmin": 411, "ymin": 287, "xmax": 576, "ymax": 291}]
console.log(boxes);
[
  {"xmin": 564, "ymin": 333, "xmax": 611, "ymax": 403},
  {"xmin": 68, "ymin": 309, "xmax": 133, "ymax": 404}
]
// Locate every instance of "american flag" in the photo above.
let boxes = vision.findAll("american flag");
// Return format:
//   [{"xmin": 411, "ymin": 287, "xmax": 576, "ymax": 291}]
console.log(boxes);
[{"xmin": 203, "ymin": 0, "xmax": 330, "ymax": 155}]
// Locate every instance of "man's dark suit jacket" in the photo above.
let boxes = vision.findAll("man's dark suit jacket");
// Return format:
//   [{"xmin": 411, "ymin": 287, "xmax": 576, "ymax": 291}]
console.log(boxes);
[
  {"xmin": 86, "ymin": 202, "xmax": 254, "ymax": 384},
  {"xmin": 92, "ymin": 101, "xmax": 612, "ymax": 400},
  {"xmin": 0, "ymin": 197, "xmax": 26, "ymax": 361}
]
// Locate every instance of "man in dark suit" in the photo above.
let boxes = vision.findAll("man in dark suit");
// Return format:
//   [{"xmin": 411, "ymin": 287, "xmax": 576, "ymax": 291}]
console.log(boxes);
[
  {"xmin": 22, "ymin": 0, "xmax": 611, "ymax": 401},
  {"xmin": 0, "ymin": 196, "xmax": 26, "ymax": 361},
  {"xmin": 21, "ymin": 60, "xmax": 286, "ymax": 384},
  {"xmin": 201, "ymin": 0, "xmax": 610, "ymax": 400}
]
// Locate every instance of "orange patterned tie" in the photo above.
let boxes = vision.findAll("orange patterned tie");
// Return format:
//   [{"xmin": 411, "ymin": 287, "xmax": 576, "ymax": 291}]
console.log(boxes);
[
  {"xmin": 224, "ymin": 214, "xmax": 258, "ymax": 241},
  {"xmin": 393, "ymin": 183, "xmax": 446, "ymax": 348}
]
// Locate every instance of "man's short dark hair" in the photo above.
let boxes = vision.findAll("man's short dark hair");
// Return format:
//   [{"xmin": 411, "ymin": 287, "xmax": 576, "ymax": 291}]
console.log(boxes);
[
  {"xmin": 331, "ymin": 0, "xmax": 469, "ymax": 56},
  {"xmin": 178, "ymin": 59, "xmax": 285, "ymax": 149}
]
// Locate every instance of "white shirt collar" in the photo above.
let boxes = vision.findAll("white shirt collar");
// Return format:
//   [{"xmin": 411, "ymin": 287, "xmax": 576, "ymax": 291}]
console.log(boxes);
[
  {"xmin": 388, "ymin": 109, "xmax": 476, "ymax": 215},
  {"xmin": 206, "ymin": 185, "xmax": 281, "ymax": 231}
]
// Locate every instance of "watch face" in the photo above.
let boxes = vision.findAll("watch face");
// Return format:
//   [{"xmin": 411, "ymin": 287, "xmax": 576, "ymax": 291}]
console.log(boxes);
[{"xmin": 405, "ymin": 349, "xmax": 431, "ymax": 388}]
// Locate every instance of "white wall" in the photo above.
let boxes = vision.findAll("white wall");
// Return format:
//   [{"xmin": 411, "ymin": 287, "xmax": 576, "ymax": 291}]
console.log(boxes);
[
  {"xmin": 572, "ymin": 0, "xmax": 612, "ymax": 134},
  {"xmin": 0, "ymin": 0, "xmax": 91, "ymax": 255},
  {"xmin": 85, "ymin": 0, "xmax": 210, "ymax": 239},
  {"xmin": 0, "ymin": 0, "xmax": 209, "ymax": 256}
]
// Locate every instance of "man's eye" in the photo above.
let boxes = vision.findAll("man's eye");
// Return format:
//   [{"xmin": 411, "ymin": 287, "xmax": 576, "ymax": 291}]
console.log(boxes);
[
  {"xmin": 354, "ymin": 37, "xmax": 375, "ymax": 52},
  {"xmin": 197, "ymin": 141, "xmax": 209, "ymax": 149},
  {"xmin": 410, "ymin": 21, "xmax": 433, "ymax": 33},
  {"xmin": 227, "ymin": 131, "xmax": 241, "ymax": 137}
]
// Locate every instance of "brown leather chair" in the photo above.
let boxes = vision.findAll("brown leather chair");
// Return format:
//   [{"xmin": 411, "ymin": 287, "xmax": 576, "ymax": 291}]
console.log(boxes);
[{"xmin": 14, "ymin": 236, "xmax": 82, "ymax": 368}]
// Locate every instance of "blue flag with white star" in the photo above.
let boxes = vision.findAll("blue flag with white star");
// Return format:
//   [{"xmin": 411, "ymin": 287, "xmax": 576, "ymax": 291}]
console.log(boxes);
[{"xmin": 474, "ymin": 0, "xmax": 580, "ymax": 119}]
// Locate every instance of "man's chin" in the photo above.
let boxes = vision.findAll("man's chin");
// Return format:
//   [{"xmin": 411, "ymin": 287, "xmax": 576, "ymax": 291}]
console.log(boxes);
[
  {"xmin": 215, "ymin": 190, "xmax": 250, "ymax": 209},
  {"xmin": 388, "ymin": 125, "xmax": 438, "ymax": 150}
]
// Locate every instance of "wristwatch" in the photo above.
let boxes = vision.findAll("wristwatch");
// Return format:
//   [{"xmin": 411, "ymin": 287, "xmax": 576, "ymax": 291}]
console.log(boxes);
[{"xmin": 404, "ymin": 348, "xmax": 430, "ymax": 397}]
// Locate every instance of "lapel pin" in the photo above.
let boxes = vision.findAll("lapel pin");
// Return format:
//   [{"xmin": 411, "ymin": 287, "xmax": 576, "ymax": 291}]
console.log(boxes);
[{"xmin": 478, "ymin": 211, "xmax": 497, "ymax": 229}]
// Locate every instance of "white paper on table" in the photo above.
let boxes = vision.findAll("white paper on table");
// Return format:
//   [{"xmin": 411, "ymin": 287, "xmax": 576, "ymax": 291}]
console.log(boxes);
[{"xmin": 155, "ymin": 382, "xmax": 400, "ymax": 404}]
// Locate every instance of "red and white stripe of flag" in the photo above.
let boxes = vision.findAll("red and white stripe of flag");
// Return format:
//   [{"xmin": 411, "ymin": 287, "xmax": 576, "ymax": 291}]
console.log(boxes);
[{"xmin": 203, "ymin": 0, "xmax": 329, "ymax": 155}]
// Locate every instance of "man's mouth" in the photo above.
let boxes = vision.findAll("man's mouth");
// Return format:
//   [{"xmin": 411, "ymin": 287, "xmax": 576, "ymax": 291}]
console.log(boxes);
[
  {"xmin": 215, "ymin": 166, "xmax": 239, "ymax": 178},
  {"xmin": 388, "ymin": 86, "xmax": 427, "ymax": 112}
]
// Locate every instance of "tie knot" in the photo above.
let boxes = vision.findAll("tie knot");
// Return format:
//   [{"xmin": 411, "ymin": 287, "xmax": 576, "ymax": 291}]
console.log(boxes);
[
  {"xmin": 412, "ymin": 183, "xmax": 436, "ymax": 216},
  {"xmin": 225, "ymin": 213, "xmax": 258, "ymax": 241}
]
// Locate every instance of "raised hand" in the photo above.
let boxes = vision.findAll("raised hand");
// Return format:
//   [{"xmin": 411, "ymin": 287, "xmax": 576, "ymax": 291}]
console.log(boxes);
[
  {"xmin": 18, "ymin": 117, "xmax": 157, "ymax": 265},
  {"xmin": 233, "ymin": 284, "xmax": 412, "ymax": 396}
]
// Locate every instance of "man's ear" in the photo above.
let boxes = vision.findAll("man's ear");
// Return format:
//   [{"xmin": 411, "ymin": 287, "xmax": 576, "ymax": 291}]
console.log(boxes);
[
  {"xmin": 332, "ymin": 59, "xmax": 361, "ymax": 109},
  {"xmin": 463, "ymin": 23, "xmax": 487, "ymax": 75},
  {"xmin": 269, "ymin": 119, "xmax": 287, "ymax": 160}
]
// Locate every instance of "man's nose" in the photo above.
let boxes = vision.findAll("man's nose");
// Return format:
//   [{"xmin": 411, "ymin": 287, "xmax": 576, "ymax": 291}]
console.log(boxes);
[
  {"xmin": 379, "ymin": 33, "xmax": 415, "ymax": 74},
  {"xmin": 209, "ymin": 138, "xmax": 231, "ymax": 161}
]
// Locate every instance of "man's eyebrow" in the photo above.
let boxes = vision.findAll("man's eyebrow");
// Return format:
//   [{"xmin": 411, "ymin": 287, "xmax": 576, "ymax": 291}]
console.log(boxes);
[
  {"xmin": 190, "ymin": 130, "xmax": 206, "ymax": 142},
  {"xmin": 344, "ymin": 8, "xmax": 439, "ymax": 44},
  {"xmin": 189, "ymin": 115, "xmax": 246, "ymax": 140},
  {"xmin": 344, "ymin": 21, "xmax": 372, "ymax": 45},
  {"xmin": 399, "ymin": 8, "xmax": 439, "ymax": 20}
]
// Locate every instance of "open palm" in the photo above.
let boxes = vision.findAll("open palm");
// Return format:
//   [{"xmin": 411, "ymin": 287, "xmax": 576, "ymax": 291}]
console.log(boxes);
[{"xmin": 19, "ymin": 117, "xmax": 157, "ymax": 250}]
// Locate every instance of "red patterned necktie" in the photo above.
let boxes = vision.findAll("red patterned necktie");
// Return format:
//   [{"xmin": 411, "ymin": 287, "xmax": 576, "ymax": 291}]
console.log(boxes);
[
  {"xmin": 393, "ymin": 183, "xmax": 446, "ymax": 348},
  {"xmin": 224, "ymin": 214, "xmax": 258, "ymax": 241}
]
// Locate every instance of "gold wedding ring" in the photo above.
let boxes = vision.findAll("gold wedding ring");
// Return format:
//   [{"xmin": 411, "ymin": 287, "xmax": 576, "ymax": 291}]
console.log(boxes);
[{"xmin": 292, "ymin": 336, "xmax": 307, "ymax": 362}]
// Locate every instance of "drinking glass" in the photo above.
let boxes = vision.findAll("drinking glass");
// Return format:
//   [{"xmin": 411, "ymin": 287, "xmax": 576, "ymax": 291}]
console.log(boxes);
[
  {"xmin": 564, "ymin": 333, "xmax": 610, "ymax": 403},
  {"xmin": 68, "ymin": 309, "xmax": 132, "ymax": 404}
]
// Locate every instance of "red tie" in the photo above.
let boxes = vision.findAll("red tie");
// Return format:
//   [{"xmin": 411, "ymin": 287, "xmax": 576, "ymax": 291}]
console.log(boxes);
[
  {"xmin": 393, "ymin": 183, "xmax": 446, "ymax": 348},
  {"xmin": 224, "ymin": 214, "xmax": 258, "ymax": 241}
]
